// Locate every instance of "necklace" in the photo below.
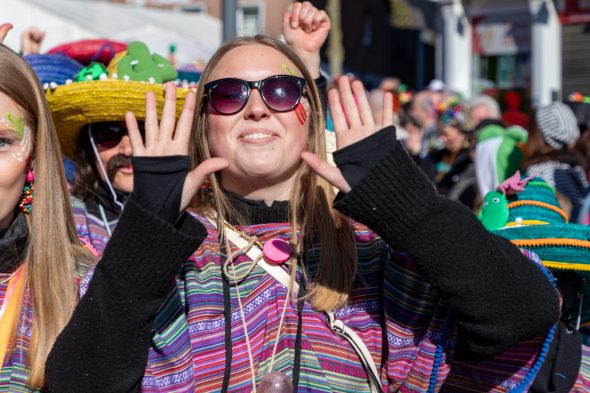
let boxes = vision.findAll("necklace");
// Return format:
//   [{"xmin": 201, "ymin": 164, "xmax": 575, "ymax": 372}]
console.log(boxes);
[
  {"xmin": 219, "ymin": 223, "xmax": 305, "ymax": 393},
  {"xmin": 223, "ymin": 229, "xmax": 292, "ymax": 393}
]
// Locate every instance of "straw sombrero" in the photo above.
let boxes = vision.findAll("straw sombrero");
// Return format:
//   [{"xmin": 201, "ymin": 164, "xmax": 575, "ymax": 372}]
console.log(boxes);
[
  {"xmin": 480, "ymin": 173, "xmax": 590, "ymax": 324},
  {"xmin": 46, "ymin": 41, "xmax": 190, "ymax": 158}
]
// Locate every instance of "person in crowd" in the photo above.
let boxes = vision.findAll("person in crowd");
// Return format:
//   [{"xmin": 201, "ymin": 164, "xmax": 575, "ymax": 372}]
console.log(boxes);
[
  {"xmin": 469, "ymin": 94, "xmax": 502, "ymax": 128},
  {"xmin": 524, "ymin": 102, "xmax": 589, "ymax": 222},
  {"xmin": 46, "ymin": 32, "xmax": 559, "ymax": 393},
  {"xmin": 44, "ymin": 41, "xmax": 187, "ymax": 253},
  {"xmin": 408, "ymin": 90, "xmax": 439, "ymax": 157},
  {"xmin": 502, "ymin": 91, "xmax": 528, "ymax": 128},
  {"xmin": 419, "ymin": 97, "xmax": 478, "ymax": 208},
  {"xmin": 0, "ymin": 40, "xmax": 93, "ymax": 391}
]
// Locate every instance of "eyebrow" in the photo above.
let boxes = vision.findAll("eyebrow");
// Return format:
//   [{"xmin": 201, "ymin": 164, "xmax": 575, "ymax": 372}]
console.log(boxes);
[{"xmin": 0, "ymin": 127, "xmax": 18, "ymax": 136}]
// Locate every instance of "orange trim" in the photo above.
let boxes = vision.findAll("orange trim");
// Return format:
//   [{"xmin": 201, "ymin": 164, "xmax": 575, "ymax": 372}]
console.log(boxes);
[
  {"xmin": 507, "ymin": 200, "xmax": 569, "ymax": 222},
  {"xmin": 0, "ymin": 265, "xmax": 26, "ymax": 374},
  {"xmin": 512, "ymin": 238, "xmax": 590, "ymax": 249}
]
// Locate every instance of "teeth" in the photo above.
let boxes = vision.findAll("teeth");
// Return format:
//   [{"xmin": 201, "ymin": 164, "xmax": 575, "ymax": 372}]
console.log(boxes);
[{"xmin": 243, "ymin": 133, "xmax": 272, "ymax": 140}]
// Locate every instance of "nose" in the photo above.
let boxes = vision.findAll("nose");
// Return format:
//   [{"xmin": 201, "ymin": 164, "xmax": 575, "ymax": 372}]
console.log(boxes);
[
  {"xmin": 119, "ymin": 135, "xmax": 133, "ymax": 157},
  {"xmin": 243, "ymin": 89, "xmax": 270, "ymax": 120}
]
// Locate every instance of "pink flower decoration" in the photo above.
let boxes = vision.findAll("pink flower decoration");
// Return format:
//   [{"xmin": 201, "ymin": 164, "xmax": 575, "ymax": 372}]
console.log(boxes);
[{"xmin": 497, "ymin": 171, "xmax": 533, "ymax": 195}]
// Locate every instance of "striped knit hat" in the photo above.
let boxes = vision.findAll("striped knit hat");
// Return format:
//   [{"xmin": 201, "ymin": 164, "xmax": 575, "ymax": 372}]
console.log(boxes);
[
  {"xmin": 492, "ymin": 176, "xmax": 590, "ymax": 324},
  {"xmin": 536, "ymin": 102, "xmax": 580, "ymax": 149}
]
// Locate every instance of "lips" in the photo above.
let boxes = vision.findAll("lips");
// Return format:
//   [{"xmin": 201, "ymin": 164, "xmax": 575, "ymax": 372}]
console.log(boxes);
[{"xmin": 117, "ymin": 164, "xmax": 133, "ymax": 174}]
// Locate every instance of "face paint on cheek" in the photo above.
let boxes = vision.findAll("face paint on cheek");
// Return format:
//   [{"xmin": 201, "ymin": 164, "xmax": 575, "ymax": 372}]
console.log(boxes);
[
  {"xmin": 295, "ymin": 102, "xmax": 307, "ymax": 125},
  {"xmin": 13, "ymin": 125, "xmax": 32, "ymax": 162},
  {"xmin": 4, "ymin": 113, "xmax": 32, "ymax": 162}
]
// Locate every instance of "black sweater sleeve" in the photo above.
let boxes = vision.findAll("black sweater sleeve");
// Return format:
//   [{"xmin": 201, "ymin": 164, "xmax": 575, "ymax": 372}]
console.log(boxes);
[
  {"xmin": 45, "ymin": 198, "xmax": 207, "ymax": 393},
  {"xmin": 333, "ymin": 127, "xmax": 560, "ymax": 360}
]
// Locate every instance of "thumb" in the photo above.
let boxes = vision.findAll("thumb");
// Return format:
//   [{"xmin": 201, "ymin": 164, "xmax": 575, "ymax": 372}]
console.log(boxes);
[
  {"xmin": 301, "ymin": 152, "xmax": 351, "ymax": 193},
  {"xmin": 283, "ymin": 11, "xmax": 293, "ymax": 33},
  {"xmin": 0, "ymin": 23, "xmax": 13, "ymax": 44},
  {"xmin": 180, "ymin": 157, "xmax": 228, "ymax": 211}
]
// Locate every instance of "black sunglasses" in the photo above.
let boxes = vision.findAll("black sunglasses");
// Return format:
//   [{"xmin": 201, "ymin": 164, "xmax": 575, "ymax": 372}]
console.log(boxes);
[
  {"xmin": 204, "ymin": 75, "xmax": 307, "ymax": 115},
  {"xmin": 89, "ymin": 122, "xmax": 145, "ymax": 150}
]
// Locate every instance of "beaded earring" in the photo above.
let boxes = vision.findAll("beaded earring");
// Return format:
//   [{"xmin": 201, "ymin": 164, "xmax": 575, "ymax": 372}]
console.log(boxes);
[
  {"xmin": 200, "ymin": 179, "xmax": 211, "ymax": 193},
  {"xmin": 19, "ymin": 168, "xmax": 35, "ymax": 214}
]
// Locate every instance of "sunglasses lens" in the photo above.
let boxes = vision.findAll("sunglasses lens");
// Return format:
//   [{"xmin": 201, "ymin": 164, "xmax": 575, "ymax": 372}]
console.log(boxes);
[
  {"xmin": 210, "ymin": 80, "xmax": 249, "ymax": 114},
  {"xmin": 92, "ymin": 123, "xmax": 144, "ymax": 150},
  {"xmin": 262, "ymin": 77, "xmax": 302, "ymax": 112}
]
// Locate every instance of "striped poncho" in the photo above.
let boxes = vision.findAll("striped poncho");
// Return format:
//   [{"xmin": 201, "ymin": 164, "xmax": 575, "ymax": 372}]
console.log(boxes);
[{"xmin": 117, "ymin": 215, "xmax": 554, "ymax": 393}]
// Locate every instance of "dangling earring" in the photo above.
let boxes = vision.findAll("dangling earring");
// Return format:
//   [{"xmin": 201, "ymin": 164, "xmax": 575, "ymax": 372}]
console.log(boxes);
[
  {"xmin": 200, "ymin": 179, "xmax": 211, "ymax": 193},
  {"xmin": 19, "ymin": 168, "xmax": 35, "ymax": 214}
]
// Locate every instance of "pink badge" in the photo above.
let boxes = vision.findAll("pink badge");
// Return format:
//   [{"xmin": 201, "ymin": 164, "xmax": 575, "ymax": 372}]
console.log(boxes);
[{"xmin": 263, "ymin": 238, "xmax": 291, "ymax": 265}]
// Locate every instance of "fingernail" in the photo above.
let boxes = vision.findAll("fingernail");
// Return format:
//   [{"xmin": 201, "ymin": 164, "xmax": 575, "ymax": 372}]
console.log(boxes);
[{"xmin": 291, "ymin": 21, "xmax": 298, "ymax": 28}]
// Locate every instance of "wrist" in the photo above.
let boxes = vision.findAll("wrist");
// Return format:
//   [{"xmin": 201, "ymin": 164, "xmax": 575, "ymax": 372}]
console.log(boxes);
[{"xmin": 295, "ymin": 51, "xmax": 321, "ymax": 79}]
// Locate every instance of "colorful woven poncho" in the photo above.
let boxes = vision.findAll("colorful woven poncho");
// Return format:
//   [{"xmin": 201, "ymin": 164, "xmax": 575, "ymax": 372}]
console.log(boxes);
[{"xmin": 74, "ymin": 214, "xmax": 556, "ymax": 393}]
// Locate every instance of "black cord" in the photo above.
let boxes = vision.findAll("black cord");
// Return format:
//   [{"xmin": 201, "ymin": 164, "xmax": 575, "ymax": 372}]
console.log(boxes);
[
  {"xmin": 221, "ymin": 238, "xmax": 232, "ymax": 393},
  {"xmin": 292, "ymin": 275, "xmax": 306, "ymax": 391}
]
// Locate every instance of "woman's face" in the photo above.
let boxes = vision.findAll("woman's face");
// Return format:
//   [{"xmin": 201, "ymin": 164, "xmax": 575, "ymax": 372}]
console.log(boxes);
[
  {"xmin": 0, "ymin": 92, "xmax": 32, "ymax": 230},
  {"xmin": 206, "ymin": 43, "xmax": 309, "ymax": 196},
  {"xmin": 439, "ymin": 125, "xmax": 465, "ymax": 153}
]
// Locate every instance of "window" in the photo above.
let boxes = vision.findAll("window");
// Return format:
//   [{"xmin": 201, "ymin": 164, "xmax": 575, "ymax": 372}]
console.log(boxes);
[
  {"xmin": 176, "ymin": 2, "xmax": 207, "ymax": 13},
  {"xmin": 237, "ymin": 3, "xmax": 264, "ymax": 36}
]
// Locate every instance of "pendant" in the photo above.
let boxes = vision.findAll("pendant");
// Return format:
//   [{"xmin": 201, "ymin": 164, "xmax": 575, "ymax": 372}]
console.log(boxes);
[
  {"xmin": 257, "ymin": 371, "xmax": 293, "ymax": 393},
  {"xmin": 263, "ymin": 238, "xmax": 291, "ymax": 265}
]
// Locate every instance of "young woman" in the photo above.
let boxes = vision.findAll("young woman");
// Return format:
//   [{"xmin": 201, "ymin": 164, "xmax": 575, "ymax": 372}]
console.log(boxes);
[
  {"xmin": 46, "ymin": 35, "xmax": 560, "ymax": 393},
  {"xmin": 0, "ymin": 43, "xmax": 92, "ymax": 391}
]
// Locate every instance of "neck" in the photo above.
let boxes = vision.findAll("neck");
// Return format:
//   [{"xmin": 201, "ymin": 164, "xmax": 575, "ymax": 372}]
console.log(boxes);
[
  {"xmin": 0, "ymin": 211, "xmax": 15, "ymax": 233},
  {"xmin": 221, "ymin": 171, "xmax": 298, "ymax": 205}
]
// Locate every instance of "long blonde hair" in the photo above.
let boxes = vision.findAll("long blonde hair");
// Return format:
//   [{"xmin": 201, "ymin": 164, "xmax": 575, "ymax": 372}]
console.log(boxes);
[
  {"xmin": 191, "ymin": 36, "xmax": 356, "ymax": 311},
  {"xmin": 0, "ymin": 44, "xmax": 91, "ymax": 388}
]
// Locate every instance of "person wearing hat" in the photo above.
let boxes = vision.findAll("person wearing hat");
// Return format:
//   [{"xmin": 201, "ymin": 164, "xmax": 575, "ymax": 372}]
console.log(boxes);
[
  {"xmin": 478, "ymin": 174, "xmax": 590, "ymax": 392},
  {"xmin": 418, "ymin": 96, "xmax": 478, "ymax": 209},
  {"xmin": 524, "ymin": 102, "xmax": 589, "ymax": 222},
  {"xmin": 46, "ymin": 41, "xmax": 188, "ymax": 253}
]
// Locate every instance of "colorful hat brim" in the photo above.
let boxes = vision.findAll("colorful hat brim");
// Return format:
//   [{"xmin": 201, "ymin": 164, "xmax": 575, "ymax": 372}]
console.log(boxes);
[
  {"xmin": 46, "ymin": 80, "xmax": 189, "ymax": 158},
  {"xmin": 495, "ymin": 223, "xmax": 590, "ymax": 323}
]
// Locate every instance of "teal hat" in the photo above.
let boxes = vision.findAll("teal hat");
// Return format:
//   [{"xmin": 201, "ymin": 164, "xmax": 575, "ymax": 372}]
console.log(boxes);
[{"xmin": 480, "ymin": 173, "xmax": 590, "ymax": 324}]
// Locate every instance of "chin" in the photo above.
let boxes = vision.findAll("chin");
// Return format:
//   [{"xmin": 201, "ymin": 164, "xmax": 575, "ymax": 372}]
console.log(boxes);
[{"xmin": 112, "ymin": 176, "xmax": 134, "ymax": 194}]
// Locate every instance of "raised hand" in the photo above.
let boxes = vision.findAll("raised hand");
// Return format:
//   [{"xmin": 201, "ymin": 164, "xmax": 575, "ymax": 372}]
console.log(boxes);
[
  {"xmin": 283, "ymin": 1, "xmax": 330, "ymax": 78},
  {"xmin": 20, "ymin": 26, "xmax": 45, "ymax": 55},
  {"xmin": 126, "ymin": 83, "xmax": 228, "ymax": 212},
  {"xmin": 0, "ymin": 23, "xmax": 13, "ymax": 44},
  {"xmin": 301, "ymin": 76, "xmax": 394, "ymax": 193}
]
